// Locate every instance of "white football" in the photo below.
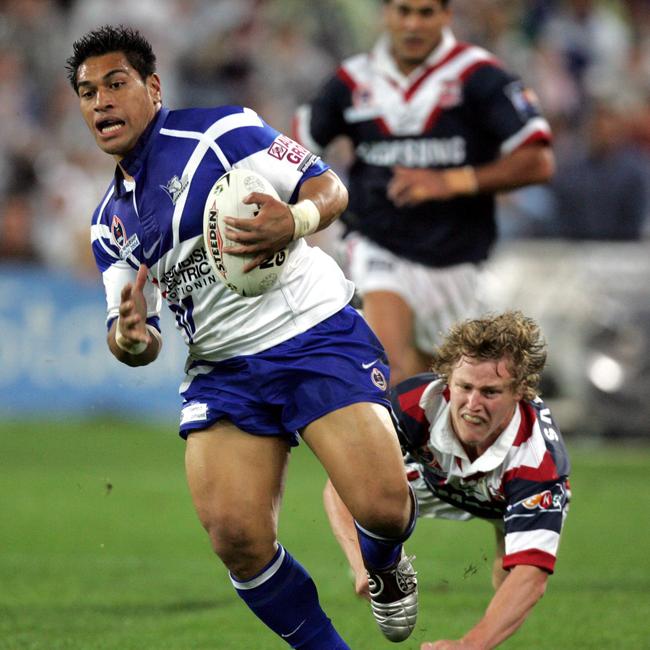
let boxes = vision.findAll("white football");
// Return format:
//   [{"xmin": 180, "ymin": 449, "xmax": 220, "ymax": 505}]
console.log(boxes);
[{"xmin": 203, "ymin": 168, "xmax": 289, "ymax": 297}]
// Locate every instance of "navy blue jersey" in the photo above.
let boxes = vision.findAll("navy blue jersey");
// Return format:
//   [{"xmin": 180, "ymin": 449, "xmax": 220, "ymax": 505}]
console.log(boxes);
[
  {"xmin": 294, "ymin": 30, "xmax": 552, "ymax": 268},
  {"xmin": 391, "ymin": 373, "xmax": 570, "ymax": 573}
]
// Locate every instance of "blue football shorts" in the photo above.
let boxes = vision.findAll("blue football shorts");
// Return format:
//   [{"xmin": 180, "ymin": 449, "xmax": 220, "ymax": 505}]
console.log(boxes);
[{"xmin": 178, "ymin": 304, "xmax": 391, "ymax": 444}]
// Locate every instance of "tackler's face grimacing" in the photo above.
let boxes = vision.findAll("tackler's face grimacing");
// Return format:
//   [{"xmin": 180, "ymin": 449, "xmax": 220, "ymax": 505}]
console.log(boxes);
[
  {"xmin": 76, "ymin": 51, "xmax": 161, "ymax": 159},
  {"xmin": 448, "ymin": 356, "xmax": 523, "ymax": 459}
]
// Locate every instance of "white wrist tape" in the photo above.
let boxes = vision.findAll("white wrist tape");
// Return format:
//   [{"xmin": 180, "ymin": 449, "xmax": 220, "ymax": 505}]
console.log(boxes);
[
  {"xmin": 290, "ymin": 199, "xmax": 320, "ymax": 240},
  {"xmin": 115, "ymin": 317, "xmax": 149, "ymax": 355}
]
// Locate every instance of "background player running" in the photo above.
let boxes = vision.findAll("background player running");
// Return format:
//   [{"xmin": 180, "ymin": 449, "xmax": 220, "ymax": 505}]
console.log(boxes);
[{"xmin": 294, "ymin": 0, "xmax": 555, "ymax": 384}]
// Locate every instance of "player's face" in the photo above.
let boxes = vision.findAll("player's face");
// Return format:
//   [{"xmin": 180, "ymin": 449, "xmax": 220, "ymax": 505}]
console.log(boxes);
[
  {"xmin": 384, "ymin": 0, "xmax": 451, "ymax": 74},
  {"xmin": 448, "ymin": 356, "xmax": 522, "ymax": 459},
  {"xmin": 76, "ymin": 51, "xmax": 161, "ymax": 159}
]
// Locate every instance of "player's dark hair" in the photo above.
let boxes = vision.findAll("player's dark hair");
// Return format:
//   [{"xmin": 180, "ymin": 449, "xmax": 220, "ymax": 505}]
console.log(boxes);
[
  {"xmin": 383, "ymin": 0, "xmax": 450, "ymax": 6},
  {"xmin": 66, "ymin": 25, "xmax": 156, "ymax": 93},
  {"xmin": 431, "ymin": 311, "xmax": 547, "ymax": 400}
]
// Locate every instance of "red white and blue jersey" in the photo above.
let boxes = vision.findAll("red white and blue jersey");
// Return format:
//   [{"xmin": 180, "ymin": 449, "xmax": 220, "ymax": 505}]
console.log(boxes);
[
  {"xmin": 392, "ymin": 373, "xmax": 570, "ymax": 573},
  {"xmin": 90, "ymin": 105, "xmax": 354, "ymax": 362},
  {"xmin": 294, "ymin": 29, "xmax": 552, "ymax": 268}
]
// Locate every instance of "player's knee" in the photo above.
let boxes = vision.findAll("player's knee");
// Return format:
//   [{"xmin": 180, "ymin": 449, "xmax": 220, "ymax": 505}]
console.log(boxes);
[
  {"xmin": 389, "ymin": 365, "xmax": 410, "ymax": 387},
  {"xmin": 381, "ymin": 347, "xmax": 405, "ymax": 383},
  {"xmin": 199, "ymin": 513, "xmax": 274, "ymax": 576},
  {"xmin": 386, "ymin": 356, "xmax": 411, "ymax": 387},
  {"xmin": 388, "ymin": 351, "xmax": 429, "ymax": 386},
  {"xmin": 355, "ymin": 482, "xmax": 411, "ymax": 538}
]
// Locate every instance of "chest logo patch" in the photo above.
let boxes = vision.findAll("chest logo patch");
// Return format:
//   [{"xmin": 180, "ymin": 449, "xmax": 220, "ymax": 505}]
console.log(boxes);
[
  {"xmin": 111, "ymin": 215, "xmax": 140, "ymax": 260},
  {"xmin": 160, "ymin": 174, "xmax": 189, "ymax": 205},
  {"xmin": 439, "ymin": 79, "xmax": 463, "ymax": 108}
]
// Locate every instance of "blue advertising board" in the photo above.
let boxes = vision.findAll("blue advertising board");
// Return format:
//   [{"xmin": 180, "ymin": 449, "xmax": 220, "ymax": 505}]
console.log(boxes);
[{"xmin": 0, "ymin": 266, "xmax": 187, "ymax": 420}]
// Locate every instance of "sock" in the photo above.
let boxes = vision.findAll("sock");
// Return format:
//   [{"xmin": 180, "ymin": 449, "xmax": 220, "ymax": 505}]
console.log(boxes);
[
  {"xmin": 231, "ymin": 544, "xmax": 350, "ymax": 649},
  {"xmin": 355, "ymin": 521, "xmax": 403, "ymax": 570},
  {"xmin": 355, "ymin": 483, "xmax": 418, "ymax": 571}
]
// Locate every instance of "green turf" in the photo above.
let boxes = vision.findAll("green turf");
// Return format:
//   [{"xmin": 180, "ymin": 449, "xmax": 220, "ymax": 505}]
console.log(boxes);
[{"xmin": 1, "ymin": 420, "xmax": 648, "ymax": 649}]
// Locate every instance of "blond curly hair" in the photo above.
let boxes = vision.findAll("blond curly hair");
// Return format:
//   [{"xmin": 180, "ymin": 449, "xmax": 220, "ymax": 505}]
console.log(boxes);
[{"xmin": 430, "ymin": 311, "xmax": 547, "ymax": 400}]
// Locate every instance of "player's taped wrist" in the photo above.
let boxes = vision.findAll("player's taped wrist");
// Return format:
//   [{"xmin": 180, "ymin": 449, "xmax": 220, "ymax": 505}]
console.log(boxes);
[
  {"xmin": 290, "ymin": 199, "xmax": 320, "ymax": 240},
  {"xmin": 442, "ymin": 166, "xmax": 479, "ymax": 196},
  {"xmin": 115, "ymin": 317, "xmax": 150, "ymax": 355}
]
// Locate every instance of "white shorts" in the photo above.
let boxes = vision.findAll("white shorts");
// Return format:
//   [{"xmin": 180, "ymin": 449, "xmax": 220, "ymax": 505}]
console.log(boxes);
[{"xmin": 345, "ymin": 233, "xmax": 486, "ymax": 354}]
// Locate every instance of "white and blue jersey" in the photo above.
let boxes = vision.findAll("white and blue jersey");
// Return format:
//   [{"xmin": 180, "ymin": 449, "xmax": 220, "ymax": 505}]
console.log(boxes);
[
  {"xmin": 90, "ymin": 105, "xmax": 389, "ymax": 438},
  {"xmin": 91, "ymin": 105, "xmax": 354, "ymax": 360}
]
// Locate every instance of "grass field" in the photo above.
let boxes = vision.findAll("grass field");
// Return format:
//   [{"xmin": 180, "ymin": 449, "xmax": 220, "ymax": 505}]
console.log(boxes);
[{"xmin": 1, "ymin": 419, "xmax": 649, "ymax": 649}]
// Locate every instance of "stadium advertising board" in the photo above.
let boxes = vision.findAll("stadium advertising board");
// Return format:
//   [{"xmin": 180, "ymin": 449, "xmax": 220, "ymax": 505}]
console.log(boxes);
[{"xmin": 0, "ymin": 267, "xmax": 184, "ymax": 419}]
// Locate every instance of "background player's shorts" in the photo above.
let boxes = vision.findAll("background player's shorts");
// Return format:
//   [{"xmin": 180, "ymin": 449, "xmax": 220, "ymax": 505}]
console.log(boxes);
[
  {"xmin": 178, "ymin": 304, "xmax": 390, "ymax": 443},
  {"xmin": 345, "ymin": 233, "xmax": 486, "ymax": 354}
]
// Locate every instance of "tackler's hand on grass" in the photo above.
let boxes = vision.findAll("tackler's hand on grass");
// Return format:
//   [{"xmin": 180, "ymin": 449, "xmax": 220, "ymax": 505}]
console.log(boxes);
[
  {"xmin": 422, "ymin": 640, "xmax": 476, "ymax": 649},
  {"xmin": 353, "ymin": 569, "xmax": 370, "ymax": 601}
]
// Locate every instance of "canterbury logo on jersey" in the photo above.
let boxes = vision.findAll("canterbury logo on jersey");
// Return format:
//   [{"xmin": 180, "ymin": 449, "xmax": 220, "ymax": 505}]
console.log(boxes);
[{"xmin": 357, "ymin": 136, "xmax": 466, "ymax": 167}]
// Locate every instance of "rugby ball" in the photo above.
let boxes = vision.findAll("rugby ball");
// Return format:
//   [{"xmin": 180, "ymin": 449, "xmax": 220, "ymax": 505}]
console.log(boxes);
[{"xmin": 203, "ymin": 168, "xmax": 289, "ymax": 297}]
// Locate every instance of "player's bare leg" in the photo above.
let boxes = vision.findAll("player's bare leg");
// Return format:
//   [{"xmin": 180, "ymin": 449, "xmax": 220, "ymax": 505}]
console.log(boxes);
[
  {"xmin": 303, "ymin": 403, "xmax": 408, "ymax": 533},
  {"xmin": 185, "ymin": 421, "xmax": 350, "ymax": 648},
  {"xmin": 362, "ymin": 290, "xmax": 432, "ymax": 385},
  {"xmin": 185, "ymin": 421, "xmax": 288, "ymax": 577},
  {"xmin": 303, "ymin": 402, "xmax": 418, "ymax": 642}
]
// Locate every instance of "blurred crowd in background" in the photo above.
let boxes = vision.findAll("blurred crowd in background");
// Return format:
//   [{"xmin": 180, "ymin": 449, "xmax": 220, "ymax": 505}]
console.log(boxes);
[{"xmin": 1, "ymin": 0, "xmax": 649, "ymax": 276}]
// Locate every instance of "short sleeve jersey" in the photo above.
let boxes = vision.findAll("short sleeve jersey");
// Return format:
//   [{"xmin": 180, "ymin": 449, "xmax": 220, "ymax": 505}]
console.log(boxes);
[
  {"xmin": 294, "ymin": 30, "xmax": 552, "ymax": 267},
  {"xmin": 392, "ymin": 373, "xmax": 570, "ymax": 573},
  {"xmin": 90, "ymin": 105, "xmax": 354, "ymax": 362}
]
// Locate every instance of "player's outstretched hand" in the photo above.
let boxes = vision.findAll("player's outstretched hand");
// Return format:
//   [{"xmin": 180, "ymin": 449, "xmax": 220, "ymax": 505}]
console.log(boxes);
[
  {"xmin": 422, "ymin": 640, "xmax": 477, "ymax": 649},
  {"xmin": 354, "ymin": 570, "xmax": 370, "ymax": 601},
  {"xmin": 223, "ymin": 192, "xmax": 293, "ymax": 272},
  {"xmin": 118, "ymin": 263, "xmax": 150, "ymax": 347},
  {"xmin": 388, "ymin": 166, "xmax": 455, "ymax": 206}
]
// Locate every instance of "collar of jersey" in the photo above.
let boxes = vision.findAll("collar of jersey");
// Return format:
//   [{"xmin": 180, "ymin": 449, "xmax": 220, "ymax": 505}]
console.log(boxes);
[
  {"xmin": 113, "ymin": 106, "xmax": 170, "ymax": 195},
  {"xmin": 372, "ymin": 27, "xmax": 457, "ymax": 87}
]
